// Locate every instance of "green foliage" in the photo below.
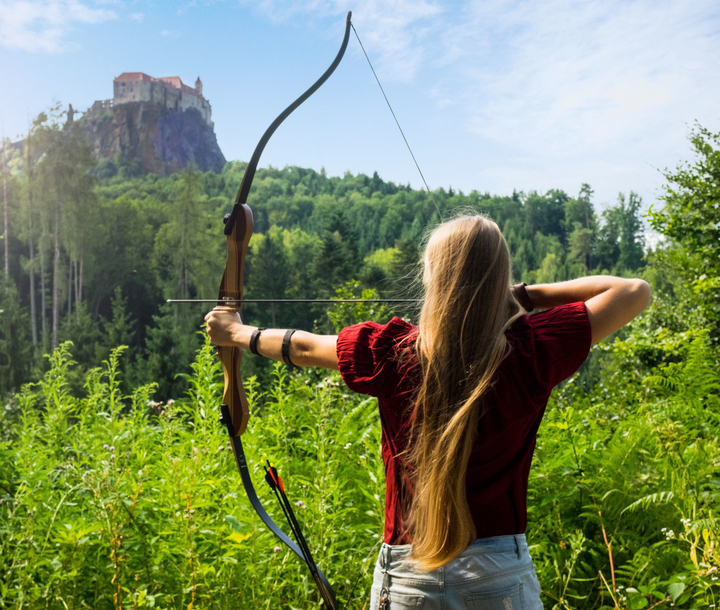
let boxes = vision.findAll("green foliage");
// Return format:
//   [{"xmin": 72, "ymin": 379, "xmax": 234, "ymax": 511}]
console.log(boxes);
[
  {"xmin": 0, "ymin": 338, "xmax": 384, "ymax": 609},
  {"xmin": 649, "ymin": 123, "xmax": 720, "ymax": 345},
  {"xmin": 3, "ymin": 106, "xmax": 650, "ymax": 396},
  {"xmin": 326, "ymin": 282, "xmax": 399, "ymax": 334},
  {"xmin": 3, "ymin": 310, "xmax": 720, "ymax": 608},
  {"xmin": 529, "ymin": 330, "xmax": 720, "ymax": 609},
  {"xmin": 0, "ymin": 277, "xmax": 32, "ymax": 394}
]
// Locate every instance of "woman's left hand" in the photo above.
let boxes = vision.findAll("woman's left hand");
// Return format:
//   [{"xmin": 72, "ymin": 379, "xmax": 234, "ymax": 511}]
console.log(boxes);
[{"xmin": 205, "ymin": 307, "xmax": 243, "ymax": 347}]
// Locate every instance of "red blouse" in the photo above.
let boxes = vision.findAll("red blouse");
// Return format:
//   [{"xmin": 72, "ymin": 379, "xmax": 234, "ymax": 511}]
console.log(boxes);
[{"xmin": 336, "ymin": 302, "xmax": 592, "ymax": 545}]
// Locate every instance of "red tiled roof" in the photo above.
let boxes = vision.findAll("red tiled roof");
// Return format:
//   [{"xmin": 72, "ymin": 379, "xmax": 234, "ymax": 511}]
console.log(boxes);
[
  {"xmin": 114, "ymin": 72, "xmax": 154, "ymax": 82},
  {"xmin": 158, "ymin": 76, "xmax": 182, "ymax": 88}
]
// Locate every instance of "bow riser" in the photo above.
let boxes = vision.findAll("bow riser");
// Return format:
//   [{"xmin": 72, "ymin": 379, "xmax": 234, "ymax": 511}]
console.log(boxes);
[{"xmin": 218, "ymin": 203, "xmax": 254, "ymax": 437}]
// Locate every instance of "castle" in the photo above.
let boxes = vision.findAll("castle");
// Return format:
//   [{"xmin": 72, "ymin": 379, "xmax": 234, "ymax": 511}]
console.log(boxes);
[{"xmin": 87, "ymin": 73, "xmax": 213, "ymax": 126}]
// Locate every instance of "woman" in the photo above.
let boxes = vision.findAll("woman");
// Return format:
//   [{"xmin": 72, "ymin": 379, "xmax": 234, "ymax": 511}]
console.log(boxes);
[{"xmin": 205, "ymin": 214, "xmax": 651, "ymax": 609}]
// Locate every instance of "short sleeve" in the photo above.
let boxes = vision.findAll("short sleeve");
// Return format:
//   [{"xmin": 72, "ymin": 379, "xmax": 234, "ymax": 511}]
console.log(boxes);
[
  {"xmin": 528, "ymin": 302, "xmax": 592, "ymax": 389},
  {"xmin": 336, "ymin": 317, "xmax": 415, "ymax": 398}
]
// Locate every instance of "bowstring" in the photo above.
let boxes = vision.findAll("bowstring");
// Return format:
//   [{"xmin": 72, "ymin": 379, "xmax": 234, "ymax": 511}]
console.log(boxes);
[{"xmin": 351, "ymin": 23, "xmax": 443, "ymax": 220}]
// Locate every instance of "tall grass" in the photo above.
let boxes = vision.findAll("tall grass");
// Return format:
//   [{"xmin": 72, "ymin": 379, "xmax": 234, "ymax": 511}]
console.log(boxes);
[
  {"xmin": 1, "ymin": 338, "xmax": 383, "ymax": 609},
  {"xmin": 1, "ymin": 330, "xmax": 719, "ymax": 608}
]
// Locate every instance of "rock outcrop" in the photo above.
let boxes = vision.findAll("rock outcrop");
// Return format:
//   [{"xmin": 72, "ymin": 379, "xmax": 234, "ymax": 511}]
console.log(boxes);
[{"xmin": 81, "ymin": 101, "xmax": 225, "ymax": 175}]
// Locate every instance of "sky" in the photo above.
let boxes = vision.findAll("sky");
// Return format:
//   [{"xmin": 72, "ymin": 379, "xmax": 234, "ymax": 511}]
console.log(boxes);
[{"xmin": 1, "ymin": 0, "xmax": 719, "ymax": 215}]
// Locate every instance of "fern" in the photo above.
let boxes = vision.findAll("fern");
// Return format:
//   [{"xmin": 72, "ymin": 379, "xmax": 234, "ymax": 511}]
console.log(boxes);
[{"xmin": 622, "ymin": 491, "xmax": 676, "ymax": 514}]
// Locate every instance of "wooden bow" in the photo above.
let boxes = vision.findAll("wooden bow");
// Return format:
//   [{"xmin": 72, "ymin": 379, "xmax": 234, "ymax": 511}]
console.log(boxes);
[{"xmin": 217, "ymin": 13, "xmax": 353, "ymax": 610}]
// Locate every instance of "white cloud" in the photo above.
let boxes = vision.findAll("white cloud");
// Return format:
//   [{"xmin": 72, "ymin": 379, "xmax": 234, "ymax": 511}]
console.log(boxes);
[
  {"xmin": 388, "ymin": 0, "xmax": 719, "ymax": 206},
  {"xmin": 0, "ymin": 0, "xmax": 117, "ymax": 52},
  {"xmin": 129, "ymin": 12, "xmax": 144, "ymax": 22},
  {"xmin": 239, "ymin": 0, "xmax": 444, "ymax": 81},
  {"xmin": 450, "ymin": 0, "xmax": 720, "ymax": 161}
]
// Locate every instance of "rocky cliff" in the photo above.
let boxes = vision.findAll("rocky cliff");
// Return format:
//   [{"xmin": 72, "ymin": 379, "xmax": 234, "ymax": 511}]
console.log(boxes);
[{"xmin": 81, "ymin": 102, "xmax": 225, "ymax": 175}]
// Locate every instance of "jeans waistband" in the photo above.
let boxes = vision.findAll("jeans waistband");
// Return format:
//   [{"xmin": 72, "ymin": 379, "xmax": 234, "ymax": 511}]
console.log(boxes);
[{"xmin": 379, "ymin": 534, "xmax": 528, "ymax": 569}]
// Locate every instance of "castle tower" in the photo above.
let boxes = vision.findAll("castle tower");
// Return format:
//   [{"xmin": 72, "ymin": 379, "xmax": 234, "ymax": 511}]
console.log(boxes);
[{"xmin": 195, "ymin": 77, "xmax": 202, "ymax": 96}]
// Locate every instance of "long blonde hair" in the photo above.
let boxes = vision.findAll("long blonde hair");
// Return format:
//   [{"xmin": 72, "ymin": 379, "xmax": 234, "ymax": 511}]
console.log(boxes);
[{"xmin": 406, "ymin": 214, "xmax": 524, "ymax": 571}]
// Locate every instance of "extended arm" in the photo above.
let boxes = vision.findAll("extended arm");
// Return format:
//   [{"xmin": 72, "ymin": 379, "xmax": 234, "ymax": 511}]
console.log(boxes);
[
  {"xmin": 205, "ymin": 308, "xmax": 339, "ymax": 370},
  {"xmin": 526, "ymin": 276, "xmax": 651, "ymax": 345}
]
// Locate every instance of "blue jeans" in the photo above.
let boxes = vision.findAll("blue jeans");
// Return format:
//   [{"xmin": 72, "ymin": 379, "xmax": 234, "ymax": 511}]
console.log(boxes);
[{"xmin": 370, "ymin": 534, "xmax": 543, "ymax": 609}]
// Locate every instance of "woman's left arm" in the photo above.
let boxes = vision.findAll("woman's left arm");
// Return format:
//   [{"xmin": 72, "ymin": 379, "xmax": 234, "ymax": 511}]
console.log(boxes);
[{"xmin": 205, "ymin": 307, "xmax": 339, "ymax": 370}]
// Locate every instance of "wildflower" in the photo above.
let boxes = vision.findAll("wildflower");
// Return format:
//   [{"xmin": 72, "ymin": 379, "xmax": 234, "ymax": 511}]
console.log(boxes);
[
  {"xmin": 103, "ymin": 444, "xmax": 109, "ymax": 450},
  {"xmin": 110, "ymin": 454, "xmax": 116, "ymax": 461},
  {"xmin": 109, "ymin": 446, "xmax": 115, "ymax": 452},
  {"xmin": 295, "ymin": 500, "xmax": 306, "ymax": 508},
  {"xmin": 273, "ymin": 546, "xmax": 281, "ymax": 553},
  {"xmin": 344, "ymin": 443, "xmax": 352, "ymax": 450}
]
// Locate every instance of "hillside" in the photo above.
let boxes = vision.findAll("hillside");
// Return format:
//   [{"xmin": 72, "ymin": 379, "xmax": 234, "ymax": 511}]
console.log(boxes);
[{"xmin": 81, "ymin": 101, "xmax": 225, "ymax": 175}]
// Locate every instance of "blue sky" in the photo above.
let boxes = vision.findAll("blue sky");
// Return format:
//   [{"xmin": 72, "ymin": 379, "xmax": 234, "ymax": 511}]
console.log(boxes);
[{"xmin": 1, "ymin": 0, "xmax": 719, "ymax": 214}]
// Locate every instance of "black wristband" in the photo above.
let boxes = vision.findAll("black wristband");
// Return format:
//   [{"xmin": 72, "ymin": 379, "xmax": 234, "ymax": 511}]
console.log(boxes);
[
  {"xmin": 249, "ymin": 327, "xmax": 266, "ymax": 355},
  {"xmin": 513, "ymin": 282, "xmax": 534, "ymax": 312},
  {"xmin": 282, "ymin": 329, "xmax": 296, "ymax": 367}
]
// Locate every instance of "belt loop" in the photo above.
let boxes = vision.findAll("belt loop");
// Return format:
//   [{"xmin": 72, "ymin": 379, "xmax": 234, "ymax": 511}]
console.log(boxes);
[
  {"xmin": 379, "ymin": 545, "xmax": 391, "ymax": 609},
  {"xmin": 514, "ymin": 535, "xmax": 521, "ymax": 560}
]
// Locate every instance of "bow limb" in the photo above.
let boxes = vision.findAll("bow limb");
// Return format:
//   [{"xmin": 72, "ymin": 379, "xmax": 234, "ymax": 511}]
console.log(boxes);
[{"xmin": 223, "ymin": 11, "xmax": 352, "ymax": 228}]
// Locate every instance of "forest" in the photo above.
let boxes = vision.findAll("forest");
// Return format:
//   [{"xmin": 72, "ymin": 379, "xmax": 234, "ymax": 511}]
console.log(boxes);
[
  {"xmin": 0, "ymin": 107, "xmax": 648, "ymax": 398},
  {"xmin": 1, "ymin": 107, "xmax": 719, "ymax": 609}
]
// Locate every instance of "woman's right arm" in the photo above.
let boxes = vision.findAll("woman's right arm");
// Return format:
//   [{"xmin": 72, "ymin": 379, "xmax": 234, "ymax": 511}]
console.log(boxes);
[{"xmin": 526, "ymin": 276, "xmax": 651, "ymax": 345}]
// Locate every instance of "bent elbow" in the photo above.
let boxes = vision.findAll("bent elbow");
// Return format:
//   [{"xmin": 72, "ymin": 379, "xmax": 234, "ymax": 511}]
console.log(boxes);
[{"xmin": 632, "ymin": 279, "xmax": 652, "ymax": 311}]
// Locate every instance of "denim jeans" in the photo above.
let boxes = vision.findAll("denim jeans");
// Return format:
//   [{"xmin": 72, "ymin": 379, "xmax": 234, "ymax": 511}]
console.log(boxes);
[{"xmin": 369, "ymin": 534, "xmax": 543, "ymax": 609}]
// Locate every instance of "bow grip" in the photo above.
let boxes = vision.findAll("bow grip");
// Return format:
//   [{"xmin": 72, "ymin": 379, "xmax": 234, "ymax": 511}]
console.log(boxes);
[
  {"xmin": 219, "ymin": 346, "xmax": 249, "ymax": 436},
  {"xmin": 218, "ymin": 203, "xmax": 254, "ymax": 436}
]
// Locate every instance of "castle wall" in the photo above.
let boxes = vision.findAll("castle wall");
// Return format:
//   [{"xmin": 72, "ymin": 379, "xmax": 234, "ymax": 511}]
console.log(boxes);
[
  {"xmin": 87, "ymin": 99, "xmax": 114, "ymax": 118},
  {"xmin": 112, "ymin": 74, "xmax": 213, "ymax": 126},
  {"xmin": 114, "ymin": 79, "xmax": 154, "ymax": 104}
]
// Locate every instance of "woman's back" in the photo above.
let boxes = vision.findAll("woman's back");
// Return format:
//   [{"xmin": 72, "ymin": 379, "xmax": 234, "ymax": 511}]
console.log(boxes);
[{"xmin": 338, "ymin": 301, "xmax": 591, "ymax": 545}]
